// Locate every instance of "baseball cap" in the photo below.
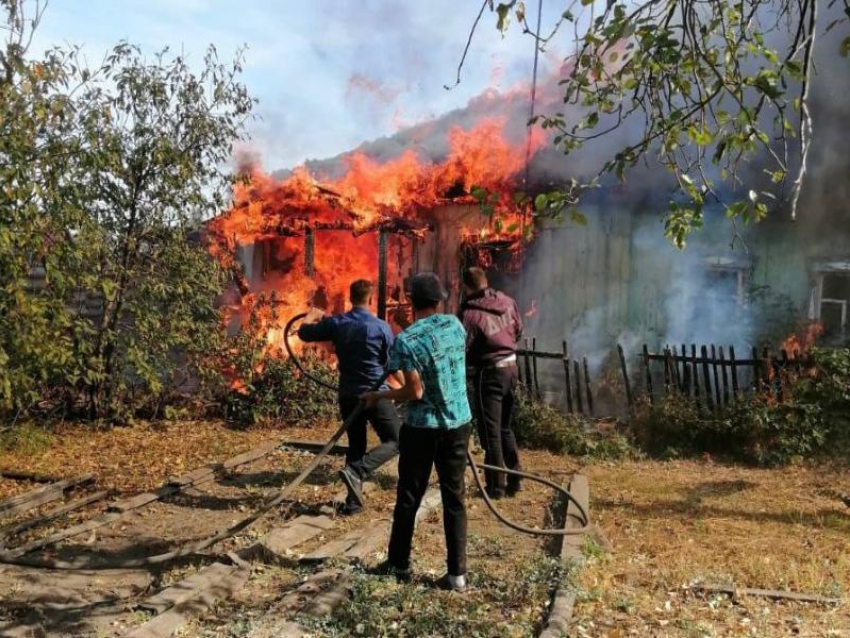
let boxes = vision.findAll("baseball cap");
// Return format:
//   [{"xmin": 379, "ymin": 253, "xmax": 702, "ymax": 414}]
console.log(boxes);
[{"xmin": 409, "ymin": 272, "xmax": 448, "ymax": 304}]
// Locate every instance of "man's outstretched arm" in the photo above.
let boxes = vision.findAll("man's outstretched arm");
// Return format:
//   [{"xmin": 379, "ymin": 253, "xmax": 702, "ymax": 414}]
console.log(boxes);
[
  {"xmin": 297, "ymin": 309, "xmax": 335, "ymax": 343},
  {"xmin": 361, "ymin": 368, "xmax": 422, "ymax": 406}
]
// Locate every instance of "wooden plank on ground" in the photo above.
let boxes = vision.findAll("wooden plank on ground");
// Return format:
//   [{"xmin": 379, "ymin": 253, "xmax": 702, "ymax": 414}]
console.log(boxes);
[
  {"xmin": 691, "ymin": 584, "xmax": 840, "ymax": 605},
  {"xmin": 1, "ymin": 490, "xmax": 108, "ymax": 537},
  {"xmin": 0, "ymin": 475, "xmax": 93, "ymax": 517},
  {"xmin": 539, "ymin": 474, "xmax": 590, "ymax": 638},
  {"xmin": 257, "ymin": 515, "xmax": 334, "ymax": 560},
  {"xmin": 107, "ymin": 485, "xmax": 180, "ymax": 513},
  {"xmin": 0, "ymin": 470, "xmax": 62, "ymax": 483},
  {"xmin": 341, "ymin": 520, "xmax": 390, "ymax": 561},
  {"xmin": 300, "ymin": 524, "xmax": 376, "ymax": 563},
  {"xmin": 0, "ymin": 510, "xmax": 125, "ymax": 559},
  {"xmin": 139, "ymin": 562, "xmax": 238, "ymax": 613},
  {"xmin": 127, "ymin": 563, "xmax": 249, "ymax": 638},
  {"xmin": 303, "ymin": 487, "xmax": 440, "ymax": 565},
  {"xmin": 167, "ymin": 464, "xmax": 222, "ymax": 487},
  {"xmin": 222, "ymin": 439, "xmax": 281, "ymax": 469},
  {"xmin": 279, "ymin": 439, "xmax": 349, "ymax": 456}
]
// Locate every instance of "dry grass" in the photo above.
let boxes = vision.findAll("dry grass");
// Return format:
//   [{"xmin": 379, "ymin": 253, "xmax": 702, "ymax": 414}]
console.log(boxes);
[
  {"xmin": 3, "ymin": 420, "xmax": 848, "ymax": 636},
  {"xmin": 0, "ymin": 420, "xmax": 299, "ymax": 496},
  {"xmin": 578, "ymin": 459, "xmax": 850, "ymax": 636}
]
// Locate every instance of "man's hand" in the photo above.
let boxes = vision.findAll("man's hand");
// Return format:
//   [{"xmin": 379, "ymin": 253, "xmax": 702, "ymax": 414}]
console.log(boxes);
[
  {"xmin": 303, "ymin": 307, "xmax": 325, "ymax": 325},
  {"xmin": 360, "ymin": 391, "xmax": 381, "ymax": 408}
]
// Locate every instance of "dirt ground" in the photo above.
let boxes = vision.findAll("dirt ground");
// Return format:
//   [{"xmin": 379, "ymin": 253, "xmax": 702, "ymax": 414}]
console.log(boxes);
[{"xmin": 1, "ymin": 420, "xmax": 849, "ymax": 636}]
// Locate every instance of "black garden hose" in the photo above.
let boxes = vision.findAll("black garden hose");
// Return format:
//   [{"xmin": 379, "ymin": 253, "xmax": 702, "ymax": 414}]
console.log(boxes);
[{"xmin": 285, "ymin": 311, "xmax": 589, "ymax": 535}]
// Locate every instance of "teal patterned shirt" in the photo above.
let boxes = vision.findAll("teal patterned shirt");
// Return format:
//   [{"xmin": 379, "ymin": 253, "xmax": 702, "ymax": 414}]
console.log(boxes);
[{"xmin": 388, "ymin": 314, "xmax": 472, "ymax": 429}]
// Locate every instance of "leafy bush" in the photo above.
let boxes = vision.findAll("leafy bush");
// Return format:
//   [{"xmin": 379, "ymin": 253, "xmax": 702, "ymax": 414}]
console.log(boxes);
[
  {"xmin": 512, "ymin": 393, "xmax": 634, "ymax": 460},
  {"xmin": 221, "ymin": 354, "xmax": 338, "ymax": 427},
  {"xmin": 630, "ymin": 348, "xmax": 850, "ymax": 465},
  {"xmin": 0, "ymin": 4, "xmax": 253, "ymax": 421}
]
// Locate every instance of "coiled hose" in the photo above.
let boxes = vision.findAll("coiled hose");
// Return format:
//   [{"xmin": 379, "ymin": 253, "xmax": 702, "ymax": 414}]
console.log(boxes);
[{"xmin": 285, "ymin": 311, "xmax": 589, "ymax": 536}]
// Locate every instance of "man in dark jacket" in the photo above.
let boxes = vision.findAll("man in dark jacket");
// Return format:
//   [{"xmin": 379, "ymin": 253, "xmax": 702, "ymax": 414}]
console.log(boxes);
[
  {"xmin": 298, "ymin": 279, "xmax": 400, "ymax": 514},
  {"xmin": 459, "ymin": 267, "xmax": 523, "ymax": 499}
]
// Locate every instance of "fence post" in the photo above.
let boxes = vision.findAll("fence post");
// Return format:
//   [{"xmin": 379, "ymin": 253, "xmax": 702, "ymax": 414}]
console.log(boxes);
[
  {"xmin": 701, "ymin": 345, "xmax": 715, "ymax": 412},
  {"xmin": 583, "ymin": 357, "xmax": 594, "ymax": 417},
  {"xmin": 642, "ymin": 345, "xmax": 654, "ymax": 405},
  {"xmin": 562, "ymin": 340, "xmax": 573, "ymax": 414},
  {"xmin": 573, "ymin": 360, "xmax": 584, "ymax": 414},
  {"xmin": 617, "ymin": 343, "xmax": 634, "ymax": 411}
]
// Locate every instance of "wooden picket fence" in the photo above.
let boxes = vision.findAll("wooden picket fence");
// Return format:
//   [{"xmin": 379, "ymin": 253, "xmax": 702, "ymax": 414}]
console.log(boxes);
[
  {"xmin": 638, "ymin": 343, "xmax": 814, "ymax": 411},
  {"xmin": 516, "ymin": 338, "xmax": 595, "ymax": 416},
  {"xmin": 513, "ymin": 338, "xmax": 815, "ymax": 418}
]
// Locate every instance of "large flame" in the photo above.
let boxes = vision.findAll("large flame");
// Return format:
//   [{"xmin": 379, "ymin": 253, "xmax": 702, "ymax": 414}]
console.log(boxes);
[{"xmin": 206, "ymin": 116, "xmax": 546, "ymax": 356}]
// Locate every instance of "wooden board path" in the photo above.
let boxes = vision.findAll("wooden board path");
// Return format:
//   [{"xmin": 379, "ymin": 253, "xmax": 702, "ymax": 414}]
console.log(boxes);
[
  {"xmin": 0, "ymin": 475, "xmax": 93, "ymax": 518},
  {"xmin": 0, "ymin": 490, "xmax": 108, "ymax": 538},
  {"xmin": 126, "ymin": 562, "xmax": 250, "ymax": 638},
  {"xmin": 0, "ymin": 439, "xmax": 283, "ymax": 562},
  {"xmin": 124, "ymin": 514, "xmax": 336, "ymax": 637},
  {"xmin": 539, "ymin": 474, "xmax": 590, "ymax": 638},
  {"xmin": 258, "ymin": 488, "xmax": 442, "ymax": 638}
]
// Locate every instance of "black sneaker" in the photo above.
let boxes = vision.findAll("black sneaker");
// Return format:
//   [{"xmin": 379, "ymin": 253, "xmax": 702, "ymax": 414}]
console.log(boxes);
[
  {"xmin": 436, "ymin": 573, "xmax": 468, "ymax": 593},
  {"xmin": 340, "ymin": 498, "xmax": 363, "ymax": 516},
  {"xmin": 371, "ymin": 560, "xmax": 412, "ymax": 583},
  {"xmin": 339, "ymin": 466, "xmax": 364, "ymax": 507}
]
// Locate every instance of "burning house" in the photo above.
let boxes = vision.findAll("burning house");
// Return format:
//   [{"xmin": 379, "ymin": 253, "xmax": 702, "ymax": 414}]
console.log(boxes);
[{"xmin": 207, "ymin": 55, "xmax": 850, "ymax": 383}]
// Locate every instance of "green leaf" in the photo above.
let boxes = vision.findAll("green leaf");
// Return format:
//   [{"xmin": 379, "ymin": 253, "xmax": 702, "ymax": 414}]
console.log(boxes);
[{"xmin": 534, "ymin": 193, "xmax": 549, "ymax": 211}]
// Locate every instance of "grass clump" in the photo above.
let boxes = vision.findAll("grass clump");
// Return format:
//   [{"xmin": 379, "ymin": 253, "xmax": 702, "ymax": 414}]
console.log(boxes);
[
  {"xmin": 512, "ymin": 393, "xmax": 634, "ymax": 460},
  {"xmin": 304, "ymin": 555, "xmax": 568, "ymax": 637},
  {"xmin": 0, "ymin": 423, "xmax": 54, "ymax": 455}
]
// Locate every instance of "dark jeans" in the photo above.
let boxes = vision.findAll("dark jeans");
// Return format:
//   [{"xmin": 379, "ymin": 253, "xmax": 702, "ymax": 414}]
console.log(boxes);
[
  {"xmin": 339, "ymin": 396, "xmax": 401, "ymax": 479},
  {"xmin": 473, "ymin": 365, "xmax": 521, "ymax": 494},
  {"xmin": 388, "ymin": 423, "xmax": 471, "ymax": 576}
]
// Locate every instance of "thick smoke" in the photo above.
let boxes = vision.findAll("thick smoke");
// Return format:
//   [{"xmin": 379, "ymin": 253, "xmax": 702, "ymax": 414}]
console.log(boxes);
[{"xmin": 264, "ymin": 8, "xmax": 850, "ymax": 413}]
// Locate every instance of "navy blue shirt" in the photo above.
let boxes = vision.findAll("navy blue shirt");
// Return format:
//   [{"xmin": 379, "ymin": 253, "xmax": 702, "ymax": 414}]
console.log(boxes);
[{"xmin": 297, "ymin": 307, "xmax": 394, "ymax": 397}]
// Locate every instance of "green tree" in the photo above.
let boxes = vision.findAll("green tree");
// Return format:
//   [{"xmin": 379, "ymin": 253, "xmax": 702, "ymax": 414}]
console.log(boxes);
[
  {"xmin": 0, "ymin": 0, "xmax": 255, "ymax": 420},
  {"xmin": 459, "ymin": 0, "xmax": 849, "ymax": 247}
]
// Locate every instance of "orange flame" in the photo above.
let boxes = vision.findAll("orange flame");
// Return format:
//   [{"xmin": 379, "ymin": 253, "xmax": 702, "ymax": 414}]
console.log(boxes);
[
  {"xmin": 781, "ymin": 321, "xmax": 824, "ymax": 356},
  {"xmin": 206, "ymin": 117, "xmax": 546, "ymax": 358}
]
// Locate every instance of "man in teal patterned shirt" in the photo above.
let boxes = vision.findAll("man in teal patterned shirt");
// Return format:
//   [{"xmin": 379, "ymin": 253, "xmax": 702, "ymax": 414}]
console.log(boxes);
[{"xmin": 361, "ymin": 272, "xmax": 472, "ymax": 592}]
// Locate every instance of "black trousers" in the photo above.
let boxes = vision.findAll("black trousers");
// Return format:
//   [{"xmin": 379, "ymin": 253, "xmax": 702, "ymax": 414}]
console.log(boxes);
[
  {"xmin": 473, "ymin": 365, "xmax": 521, "ymax": 494},
  {"xmin": 339, "ymin": 396, "xmax": 401, "ymax": 479},
  {"xmin": 388, "ymin": 423, "xmax": 471, "ymax": 576}
]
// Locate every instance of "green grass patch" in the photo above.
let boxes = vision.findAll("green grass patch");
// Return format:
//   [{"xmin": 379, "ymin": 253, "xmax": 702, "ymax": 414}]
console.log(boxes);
[
  {"xmin": 0, "ymin": 423, "xmax": 54, "ymax": 455},
  {"xmin": 302, "ymin": 555, "xmax": 570, "ymax": 637}
]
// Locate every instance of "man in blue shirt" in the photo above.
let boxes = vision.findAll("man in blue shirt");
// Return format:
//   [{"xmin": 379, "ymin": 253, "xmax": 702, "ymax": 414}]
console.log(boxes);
[
  {"xmin": 362, "ymin": 272, "xmax": 472, "ymax": 592},
  {"xmin": 298, "ymin": 279, "xmax": 400, "ymax": 514}
]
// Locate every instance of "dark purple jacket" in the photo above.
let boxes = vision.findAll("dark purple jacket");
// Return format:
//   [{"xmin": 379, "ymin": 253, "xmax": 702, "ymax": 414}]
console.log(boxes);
[{"xmin": 459, "ymin": 288, "xmax": 523, "ymax": 368}]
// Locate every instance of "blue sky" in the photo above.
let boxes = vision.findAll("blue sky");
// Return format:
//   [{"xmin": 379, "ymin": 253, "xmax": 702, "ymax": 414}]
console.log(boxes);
[{"xmin": 32, "ymin": 1, "xmax": 566, "ymax": 171}]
